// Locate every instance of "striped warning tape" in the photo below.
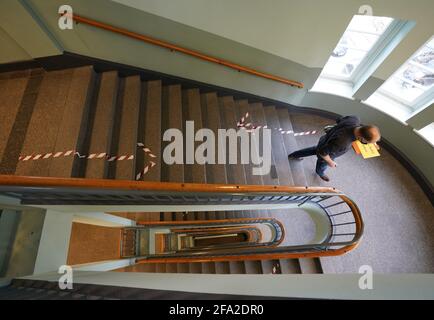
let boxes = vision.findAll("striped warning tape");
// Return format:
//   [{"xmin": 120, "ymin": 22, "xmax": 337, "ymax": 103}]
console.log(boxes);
[
  {"xmin": 237, "ymin": 112, "xmax": 318, "ymax": 136},
  {"xmin": 18, "ymin": 143, "xmax": 157, "ymax": 180}
]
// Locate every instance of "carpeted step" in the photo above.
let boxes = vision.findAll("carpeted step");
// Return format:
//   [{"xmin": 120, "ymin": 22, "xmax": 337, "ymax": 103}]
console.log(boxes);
[
  {"xmin": 248, "ymin": 102, "xmax": 278, "ymax": 186},
  {"xmin": 83, "ymin": 71, "xmax": 119, "ymax": 179},
  {"xmin": 113, "ymin": 75, "xmax": 141, "ymax": 180},
  {"xmin": 215, "ymin": 261, "xmax": 231, "ymax": 274},
  {"xmin": 263, "ymin": 106, "xmax": 294, "ymax": 186},
  {"xmin": 141, "ymin": 80, "xmax": 162, "ymax": 182},
  {"xmin": 201, "ymin": 262, "xmax": 216, "ymax": 274},
  {"xmin": 189, "ymin": 263, "xmax": 203, "ymax": 274},
  {"xmin": 219, "ymin": 96, "xmax": 247, "ymax": 220},
  {"xmin": 244, "ymin": 260, "xmax": 263, "ymax": 274},
  {"xmin": 14, "ymin": 69, "xmax": 76, "ymax": 177},
  {"xmin": 182, "ymin": 88, "xmax": 206, "ymax": 186},
  {"xmin": 229, "ymin": 261, "xmax": 246, "ymax": 274},
  {"xmin": 0, "ymin": 69, "xmax": 33, "ymax": 174},
  {"xmin": 161, "ymin": 84, "xmax": 184, "ymax": 183},
  {"xmin": 279, "ymin": 258, "xmax": 302, "ymax": 274},
  {"xmin": 276, "ymin": 108, "xmax": 308, "ymax": 186}
]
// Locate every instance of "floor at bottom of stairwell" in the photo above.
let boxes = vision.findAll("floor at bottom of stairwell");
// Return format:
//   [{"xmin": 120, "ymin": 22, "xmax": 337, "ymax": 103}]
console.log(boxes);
[
  {"xmin": 289, "ymin": 112, "xmax": 434, "ymax": 273},
  {"xmin": 67, "ymin": 222, "xmax": 121, "ymax": 265}
]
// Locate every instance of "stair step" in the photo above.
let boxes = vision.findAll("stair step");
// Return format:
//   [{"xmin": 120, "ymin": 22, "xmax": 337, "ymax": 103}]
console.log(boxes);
[
  {"xmin": 155, "ymin": 263, "xmax": 167, "ymax": 273},
  {"xmin": 244, "ymin": 260, "xmax": 263, "ymax": 274},
  {"xmin": 215, "ymin": 262, "xmax": 230, "ymax": 274},
  {"xmin": 114, "ymin": 75, "xmax": 141, "ymax": 180},
  {"xmin": 83, "ymin": 71, "xmax": 119, "ymax": 179},
  {"xmin": 299, "ymin": 257, "xmax": 323, "ymax": 274},
  {"xmin": 201, "ymin": 92, "xmax": 228, "ymax": 185},
  {"xmin": 263, "ymin": 106, "xmax": 294, "ymax": 186},
  {"xmin": 219, "ymin": 96, "xmax": 247, "ymax": 185},
  {"xmin": 0, "ymin": 70, "xmax": 34, "ymax": 174},
  {"xmin": 189, "ymin": 263, "xmax": 203, "ymax": 274},
  {"xmin": 229, "ymin": 261, "xmax": 246, "ymax": 274},
  {"xmin": 234, "ymin": 100, "xmax": 263, "ymax": 186},
  {"xmin": 141, "ymin": 263, "xmax": 157, "ymax": 273},
  {"xmin": 249, "ymin": 103, "xmax": 278, "ymax": 186},
  {"xmin": 177, "ymin": 263, "xmax": 190, "ymax": 273},
  {"xmin": 280, "ymin": 259, "xmax": 302, "ymax": 274},
  {"xmin": 166, "ymin": 263, "xmax": 178, "ymax": 273},
  {"xmin": 183, "ymin": 88, "xmax": 206, "ymax": 184},
  {"xmin": 14, "ymin": 69, "xmax": 75, "ymax": 177},
  {"xmin": 161, "ymin": 84, "xmax": 184, "ymax": 183},
  {"xmin": 260, "ymin": 259, "xmax": 275, "ymax": 274},
  {"xmin": 276, "ymin": 108, "xmax": 308, "ymax": 186},
  {"xmin": 201, "ymin": 262, "xmax": 216, "ymax": 274},
  {"xmin": 141, "ymin": 80, "xmax": 162, "ymax": 182}
]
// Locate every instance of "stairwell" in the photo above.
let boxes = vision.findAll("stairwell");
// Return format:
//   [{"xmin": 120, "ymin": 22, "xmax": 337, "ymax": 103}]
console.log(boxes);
[{"xmin": 0, "ymin": 66, "xmax": 323, "ymax": 275}]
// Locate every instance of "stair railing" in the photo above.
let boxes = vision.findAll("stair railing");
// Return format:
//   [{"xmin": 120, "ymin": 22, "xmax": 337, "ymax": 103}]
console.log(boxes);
[
  {"xmin": 63, "ymin": 13, "xmax": 304, "ymax": 89},
  {"xmin": 0, "ymin": 175, "xmax": 363, "ymax": 262}
]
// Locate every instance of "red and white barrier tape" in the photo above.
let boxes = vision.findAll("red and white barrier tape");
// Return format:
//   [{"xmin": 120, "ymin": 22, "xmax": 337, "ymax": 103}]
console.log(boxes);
[
  {"xmin": 18, "ymin": 143, "xmax": 157, "ymax": 181},
  {"xmin": 237, "ymin": 112, "xmax": 318, "ymax": 136}
]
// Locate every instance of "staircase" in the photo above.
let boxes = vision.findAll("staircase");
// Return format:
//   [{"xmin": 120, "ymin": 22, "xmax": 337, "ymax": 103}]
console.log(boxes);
[{"xmin": 0, "ymin": 66, "xmax": 323, "ymax": 275}]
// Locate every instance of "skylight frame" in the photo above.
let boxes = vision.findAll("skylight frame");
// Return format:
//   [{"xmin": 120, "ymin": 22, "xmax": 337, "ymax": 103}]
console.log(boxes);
[
  {"xmin": 376, "ymin": 36, "xmax": 434, "ymax": 112},
  {"xmin": 320, "ymin": 15, "xmax": 397, "ymax": 83}
]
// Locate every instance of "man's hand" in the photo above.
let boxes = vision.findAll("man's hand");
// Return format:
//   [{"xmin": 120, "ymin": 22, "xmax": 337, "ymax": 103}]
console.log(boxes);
[
  {"xmin": 327, "ymin": 160, "xmax": 337, "ymax": 168},
  {"xmin": 321, "ymin": 154, "xmax": 337, "ymax": 168}
]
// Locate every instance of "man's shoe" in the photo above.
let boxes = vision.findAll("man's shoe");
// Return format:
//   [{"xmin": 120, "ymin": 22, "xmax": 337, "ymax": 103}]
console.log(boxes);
[
  {"xmin": 318, "ymin": 174, "xmax": 330, "ymax": 182},
  {"xmin": 288, "ymin": 155, "xmax": 304, "ymax": 161}
]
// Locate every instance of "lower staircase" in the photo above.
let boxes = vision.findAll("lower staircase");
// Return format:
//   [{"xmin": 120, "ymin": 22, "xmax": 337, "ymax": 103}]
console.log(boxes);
[{"xmin": 0, "ymin": 66, "xmax": 323, "ymax": 274}]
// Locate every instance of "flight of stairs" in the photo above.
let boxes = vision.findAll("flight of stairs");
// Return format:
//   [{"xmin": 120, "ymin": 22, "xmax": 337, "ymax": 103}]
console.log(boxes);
[{"xmin": 0, "ymin": 66, "xmax": 322, "ymax": 275}]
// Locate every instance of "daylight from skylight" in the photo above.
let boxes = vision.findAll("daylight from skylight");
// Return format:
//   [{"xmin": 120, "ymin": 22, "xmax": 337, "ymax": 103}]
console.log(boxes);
[
  {"xmin": 321, "ymin": 15, "xmax": 394, "ymax": 79},
  {"xmin": 378, "ymin": 37, "xmax": 434, "ymax": 105}
]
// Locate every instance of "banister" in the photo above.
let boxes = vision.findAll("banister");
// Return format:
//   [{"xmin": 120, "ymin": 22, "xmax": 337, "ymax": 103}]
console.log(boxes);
[
  {"xmin": 0, "ymin": 175, "xmax": 336, "ymax": 194},
  {"xmin": 0, "ymin": 174, "xmax": 363, "ymax": 261},
  {"xmin": 66, "ymin": 14, "xmax": 304, "ymax": 89}
]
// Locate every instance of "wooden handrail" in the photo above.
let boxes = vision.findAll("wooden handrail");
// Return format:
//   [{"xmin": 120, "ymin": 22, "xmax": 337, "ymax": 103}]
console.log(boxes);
[
  {"xmin": 0, "ymin": 175, "xmax": 337, "ymax": 194},
  {"xmin": 0, "ymin": 174, "xmax": 363, "ymax": 261},
  {"xmin": 70, "ymin": 14, "xmax": 304, "ymax": 89}
]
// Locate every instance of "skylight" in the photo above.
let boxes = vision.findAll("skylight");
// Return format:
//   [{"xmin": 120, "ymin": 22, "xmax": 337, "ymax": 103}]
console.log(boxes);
[
  {"xmin": 321, "ymin": 15, "xmax": 394, "ymax": 80},
  {"xmin": 417, "ymin": 123, "xmax": 434, "ymax": 145},
  {"xmin": 377, "ymin": 37, "xmax": 434, "ymax": 106}
]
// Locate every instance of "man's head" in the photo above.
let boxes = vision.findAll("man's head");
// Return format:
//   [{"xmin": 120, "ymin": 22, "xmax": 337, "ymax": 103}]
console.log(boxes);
[{"xmin": 356, "ymin": 125, "xmax": 381, "ymax": 144}]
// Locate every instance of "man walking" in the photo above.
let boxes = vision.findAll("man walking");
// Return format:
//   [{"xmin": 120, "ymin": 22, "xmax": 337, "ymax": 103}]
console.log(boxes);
[{"xmin": 288, "ymin": 115, "xmax": 381, "ymax": 182}]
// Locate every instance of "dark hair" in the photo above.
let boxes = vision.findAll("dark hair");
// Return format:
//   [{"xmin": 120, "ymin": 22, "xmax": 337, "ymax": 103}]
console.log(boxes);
[{"xmin": 359, "ymin": 125, "xmax": 380, "ymax": 142}]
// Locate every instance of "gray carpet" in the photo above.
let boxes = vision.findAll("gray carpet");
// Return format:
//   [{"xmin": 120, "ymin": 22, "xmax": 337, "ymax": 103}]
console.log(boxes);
[{"xmin": 289, "ymin": 113, "xmax": 434, "ymax": 273}]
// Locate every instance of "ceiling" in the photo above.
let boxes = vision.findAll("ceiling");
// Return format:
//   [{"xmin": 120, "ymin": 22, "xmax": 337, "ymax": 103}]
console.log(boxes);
[{"xmin": 112, "ymin": 0, "xmax": 434, "ymax": 80}]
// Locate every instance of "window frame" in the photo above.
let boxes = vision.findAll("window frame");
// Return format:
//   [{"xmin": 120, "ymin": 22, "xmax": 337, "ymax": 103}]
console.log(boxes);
[
  {"xmin": 320, "ymin": 16, "xmax": 400, "ymax": 85},
  {"xmin": 376, "ymin": 36, "xmax": 434, "ymax": 112}
]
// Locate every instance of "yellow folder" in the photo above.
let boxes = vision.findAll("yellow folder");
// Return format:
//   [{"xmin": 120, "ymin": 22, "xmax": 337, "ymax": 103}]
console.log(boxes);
[{"xmin": 352, "ymin": 141, "xmax": 380, "ymax": 159}]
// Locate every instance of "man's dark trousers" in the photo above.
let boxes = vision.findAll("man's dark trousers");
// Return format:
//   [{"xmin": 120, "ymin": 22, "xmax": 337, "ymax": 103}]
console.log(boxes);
[{"xmin": 289, "ymin": 147, "xmax": 330, "ymax": 177}]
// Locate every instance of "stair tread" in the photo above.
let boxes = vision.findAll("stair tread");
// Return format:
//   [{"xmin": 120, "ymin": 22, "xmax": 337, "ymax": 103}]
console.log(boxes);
[
  {"xmin": 0, "ymin": 70, "xmax": 31, "ymax": 172},
  {"xmin": 263, "ymin": 106, "xmax": 294, "ymax": 186},
  {"xmin": 276, "ymin": 108, "xmax": 308, "ymax": 186},
  {"xmin": 141, "ymin": 80, "xmax": 162, "ymax": 182},
  {"xmin": 248, "ymin": 103, "xmax": 277, "ymax": 186},
  {"xmin": 244, "ymin": 260, "xmax": 263, "ymax": 274},
  {"xmin": 234, "ymin": 100, "xmax": 263, "ymax": 186},
  {"xmin": 162, "ymin": 84, "xmax": 184, "ymax": 183},
  {"xmin": 183, "ymin": 88, "xmax": 206, "ymax": 185},
  {"xmin": 84, "ymin": 71, "xmax": 119, "ymax": 179},
  {"xmin": 114, "ymin": 75, "xmax": 141, "ymax": 180},
  {"xmin": 15, "ymin": 69, "xmax": 75, "ymax": 177}
]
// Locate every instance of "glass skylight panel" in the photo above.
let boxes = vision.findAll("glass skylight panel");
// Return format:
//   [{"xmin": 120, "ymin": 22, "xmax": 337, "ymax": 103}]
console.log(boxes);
[
  {"xmin": 322, "ymin": 15, "xmax": 394, "ymax": 79},
  {"xmin": 379, "ymin": 37, "xmax": 434, "ymax": 104}
]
